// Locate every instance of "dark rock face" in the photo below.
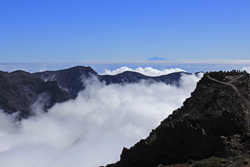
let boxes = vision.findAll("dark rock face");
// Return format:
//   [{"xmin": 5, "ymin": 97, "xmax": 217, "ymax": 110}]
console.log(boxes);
[
  {"xmin": 99, "ymin": 71, "xmax": 183, "ymax": 86},
  {"xmin": 0, "ymin": 70, "xmax": 70, "ymax": 118},
  {"xmin": 0, "ymin": 66, "xmax": 185, "ymax": 118},
  {"xmin": 0, "ymin": 70, "xmax": 39, "ymax": 117},
  {"xmin": 0, "ymin": 66, "xmax": 97, "ymax": 117},
  {"xmin": 34, "ymin": 66, "xmax": 98, "ymax": 98},
  {"xmin": 107, "ymin": 70, "xmax": 250, "ymax": 167}
]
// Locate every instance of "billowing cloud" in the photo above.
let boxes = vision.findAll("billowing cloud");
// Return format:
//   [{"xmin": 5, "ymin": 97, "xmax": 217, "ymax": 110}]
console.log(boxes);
[
  {"xmin": 100, "ymin": 66, "xmax": 185, "ymax": 76},
  {"xmin": 241, "ymin": 66, "xmax": 250, "ymax": 73},
  {"xmin": 0, "ymin": 73, "xmax": 202, "ymax": 167}
]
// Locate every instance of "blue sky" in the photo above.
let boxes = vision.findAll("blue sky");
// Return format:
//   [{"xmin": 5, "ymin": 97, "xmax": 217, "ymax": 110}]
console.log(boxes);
[{"xmin": 0, "ymin": 0, "xmax": 250, "ymax": 61}]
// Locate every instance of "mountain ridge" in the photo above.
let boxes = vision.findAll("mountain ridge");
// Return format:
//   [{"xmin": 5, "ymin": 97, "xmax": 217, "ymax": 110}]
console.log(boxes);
[{"xmin": 0, "ymin": 66, "xmax": 190, "ymax": 118}]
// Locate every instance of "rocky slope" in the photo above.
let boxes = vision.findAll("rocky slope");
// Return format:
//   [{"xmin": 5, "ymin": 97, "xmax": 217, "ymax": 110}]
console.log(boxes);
[
  {"xmin": 106, "ymin": 70, "xmax": 250, "ymax": 167},
  {"xmin": 0, "ymin": 70, "xmax": 70, "ymax": 118},
  {"xmin": 0, "ymin": 66, "xmax": 187, "ymax": 118}
]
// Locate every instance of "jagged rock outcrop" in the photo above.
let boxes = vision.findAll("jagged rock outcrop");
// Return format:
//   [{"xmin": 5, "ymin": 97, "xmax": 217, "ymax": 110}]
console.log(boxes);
[
  {"xmin": 0, "ymin": 66, "xmax": 186, "ymax": 118},
  {"xmin": 106, "ymin": 70, "xmax": 250, "ymax": 167},
  {"xmin": 0, "ymin": 70, "xmax": 71, "ymax": 118},
  {"xmin": 33, "ymin": 66, "xmax": 97, "ymax": 98}
]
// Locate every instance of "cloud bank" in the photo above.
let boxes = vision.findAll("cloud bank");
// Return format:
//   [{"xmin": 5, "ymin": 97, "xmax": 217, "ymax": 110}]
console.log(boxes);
[
  {"xmin": 241, "ymin": 66, "xmax": 250, "ymax": 73},
  {"xmin": 101, "ymin": 66, "xmax": 185, "ymax": 76},
  {"xmin": 0, "ymin": 73, "xmax": 203, "ymax": 167}
]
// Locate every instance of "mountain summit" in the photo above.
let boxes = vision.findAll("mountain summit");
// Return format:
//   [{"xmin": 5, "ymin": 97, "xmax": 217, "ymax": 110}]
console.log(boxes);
[
  {"xmin": 147, "ymin": 56, "xmax": 167, "ymax": 60},
  {"xmin": 106, "ymin": 70, "xmax": 250, "ymax": 167}
]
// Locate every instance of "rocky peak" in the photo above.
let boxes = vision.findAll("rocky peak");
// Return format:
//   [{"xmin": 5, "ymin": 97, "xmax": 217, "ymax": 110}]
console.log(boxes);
[
  {"xmin": 34, "ymin": 66, "xmax": 97, "ymax": 97},
  {"xmin": 106, "ymin": 70, "xmax": 250, "ymax": 167}
]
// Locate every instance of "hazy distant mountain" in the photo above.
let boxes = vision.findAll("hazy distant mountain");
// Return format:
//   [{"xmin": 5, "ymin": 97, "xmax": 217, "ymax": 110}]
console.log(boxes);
[{"xmin": 147, "ymin": 56, "xmax": 167, "ymax": 60}]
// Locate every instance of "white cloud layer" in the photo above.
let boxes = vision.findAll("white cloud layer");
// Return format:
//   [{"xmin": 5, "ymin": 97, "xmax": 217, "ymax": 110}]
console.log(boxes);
[
  {"xmin": 100, "ymin": 66, "xmax": 185, "ymax": 76},
  {"xmin": 0, "ymin": 73, "xmax": 202, "ymax": 167},
  {"xmin": 241, "ymin": 66, "xmax": 250, "ymax": 73}
]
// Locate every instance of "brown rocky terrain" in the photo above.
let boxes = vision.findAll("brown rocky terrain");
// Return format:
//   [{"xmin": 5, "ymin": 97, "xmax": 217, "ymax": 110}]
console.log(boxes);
[{"xmin": 106, "ymin": 70, "xmax": 250, "ymax": 167}]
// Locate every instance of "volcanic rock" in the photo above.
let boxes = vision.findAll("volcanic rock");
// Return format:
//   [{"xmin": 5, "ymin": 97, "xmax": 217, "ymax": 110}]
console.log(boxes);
[
  {"xmin": 106, "ymin": 70, "xmax": 250, "ymax": 167},
  {"xmin": 34, "ymin": 66, "xmax": 97, "ymax": 98}
]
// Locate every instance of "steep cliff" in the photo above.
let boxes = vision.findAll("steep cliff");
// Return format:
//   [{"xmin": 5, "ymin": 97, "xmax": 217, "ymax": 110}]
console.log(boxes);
[
  {"xmin": 0, "ymin": 70, "xmax": 70, "ymax": 118},
  {"xmin": 106, "ymin": 70, "xmax": 250, "ymax": 167}
]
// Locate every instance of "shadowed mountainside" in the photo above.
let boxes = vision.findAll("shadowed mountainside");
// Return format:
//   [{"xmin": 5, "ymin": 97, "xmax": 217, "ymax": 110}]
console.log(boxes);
[
  {"xmin": 0, "ymin": 70, "xmax": 70, "ymax": 118},
  {"xmin": 106, "ymin": 70, "xmax": 250, "ymax": 167},
  {"xmin": 0, "ymin": 66, "xmax": 188, "ymax": 118}
]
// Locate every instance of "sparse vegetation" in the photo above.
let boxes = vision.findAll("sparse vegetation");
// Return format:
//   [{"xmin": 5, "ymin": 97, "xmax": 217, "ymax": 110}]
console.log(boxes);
[
  {"xmin": 192, "ymin": 155, "xmax": 245, "ymax": 167},
  {"xmin": 243, "ymin": 158, "xmax": 249, "ymax": 165},
  {"xmin": 146, "ymin": 133, "xmax": 157, "ymax": 145},
  {"xmin": 182, "ymin": 113, "xmax": 189, "ymax": 119},
  {"xmin": 231, "ymin": 155, "xmax": 242, "ymax": 162},
  {"xmin": 192, "ymin": 156, "xmax": 225, "ymax": 167}
]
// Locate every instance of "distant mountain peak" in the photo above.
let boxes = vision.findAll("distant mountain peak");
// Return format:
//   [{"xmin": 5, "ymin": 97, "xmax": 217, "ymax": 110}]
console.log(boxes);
[{"xmin": 147, "ymin": 56, "xmax": 167, "ymax": 60}]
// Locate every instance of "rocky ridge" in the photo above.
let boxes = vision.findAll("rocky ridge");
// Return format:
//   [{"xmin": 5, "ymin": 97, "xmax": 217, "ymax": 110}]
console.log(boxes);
[
  {"xmin": 0, "ymin": 66, "xmax": 187, "ymax": 118},
  {"xmin": 106, "ymin": 70, "xmax": 250, "ymax": 167}
]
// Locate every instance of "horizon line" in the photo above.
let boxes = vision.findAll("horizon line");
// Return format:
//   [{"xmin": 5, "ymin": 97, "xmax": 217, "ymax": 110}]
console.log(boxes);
[{"xmin": 1, "ymin": 59, "xmax": 250, "ymax": 64}]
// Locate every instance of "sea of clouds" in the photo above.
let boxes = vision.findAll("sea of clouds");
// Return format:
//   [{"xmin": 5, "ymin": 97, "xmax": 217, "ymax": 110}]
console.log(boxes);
[
  {"xmin": 0, "ymin": 67, "xmax": 203, "ymax": 167},
  {"xmin": 101, "ymin": 66, "xmax": 185, "ymax": 76}
]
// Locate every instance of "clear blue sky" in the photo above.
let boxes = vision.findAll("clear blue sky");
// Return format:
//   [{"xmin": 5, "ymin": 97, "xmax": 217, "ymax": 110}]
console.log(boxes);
[{"xmin": 0, "ymin": 0, "xmax": 249, "ymax": 61}]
